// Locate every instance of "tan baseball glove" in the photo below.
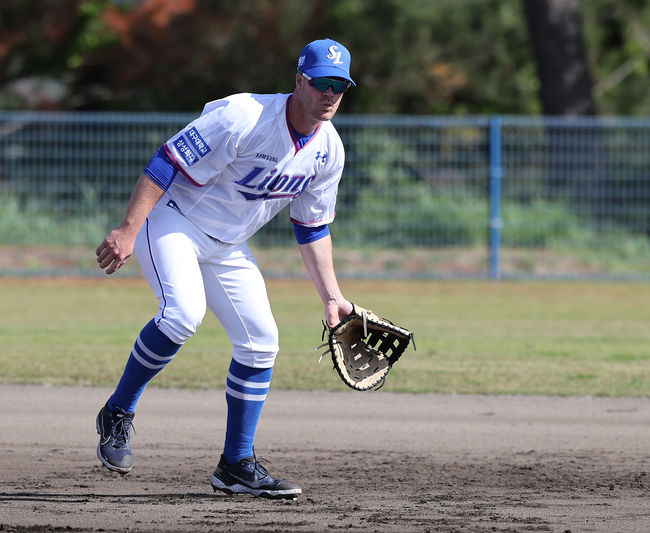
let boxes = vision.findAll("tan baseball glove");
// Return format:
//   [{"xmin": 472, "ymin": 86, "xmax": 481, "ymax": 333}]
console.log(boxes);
[{"xmin": 317, "ymin": 304, "xmax": 416, "ymax": 391}]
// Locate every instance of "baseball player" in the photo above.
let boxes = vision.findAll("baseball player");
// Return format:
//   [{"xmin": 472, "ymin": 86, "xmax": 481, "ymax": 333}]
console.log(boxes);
[{"xmin": 94, "ymin": 38, "xmax": 355, "ymax": 500}]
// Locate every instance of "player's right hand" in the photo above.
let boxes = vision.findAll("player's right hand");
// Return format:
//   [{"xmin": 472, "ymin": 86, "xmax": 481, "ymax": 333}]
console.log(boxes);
[{"xmin": 96, "ymin": 229, "xmax": 135, "ymax": 275}]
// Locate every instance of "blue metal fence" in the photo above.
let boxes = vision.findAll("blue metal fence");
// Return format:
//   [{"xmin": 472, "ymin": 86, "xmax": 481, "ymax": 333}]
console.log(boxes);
[
  {"xmin": 489, "ymin": 116, "xmax": 503, "ymax": 279},
  {"xmin": 0, "ymin": 111, "xmax": 648, "ymax": 279}
]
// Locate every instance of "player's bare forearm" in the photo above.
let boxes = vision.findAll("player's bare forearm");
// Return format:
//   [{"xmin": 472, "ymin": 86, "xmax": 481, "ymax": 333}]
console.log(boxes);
[
  {"xmin": 298, "ymin": 235, "xmax": 353, "ymax": 326},
  {"xmin": 96, "ymin": 174, "xmax": 165, "ymax": 275}
]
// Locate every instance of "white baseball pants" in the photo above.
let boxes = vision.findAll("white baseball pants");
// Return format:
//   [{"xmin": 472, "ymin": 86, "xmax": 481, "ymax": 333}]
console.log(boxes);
[{"xmin": 134, "ymin": 200, "xmax": 279, "ymax": 368}]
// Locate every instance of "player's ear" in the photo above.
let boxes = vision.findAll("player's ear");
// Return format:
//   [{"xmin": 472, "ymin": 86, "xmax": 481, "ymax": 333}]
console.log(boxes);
[{"xmin": 297, "ymin": 72, "xmax": 311, "ymax": 93}]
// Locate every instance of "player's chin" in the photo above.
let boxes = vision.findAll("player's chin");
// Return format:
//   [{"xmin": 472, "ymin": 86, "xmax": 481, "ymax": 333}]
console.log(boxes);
[{"xmin": 317, "ymin": 108, "xmax": 337, "ymax": 122}]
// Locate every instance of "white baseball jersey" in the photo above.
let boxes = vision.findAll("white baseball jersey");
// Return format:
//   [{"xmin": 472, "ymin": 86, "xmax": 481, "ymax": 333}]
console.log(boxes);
[{"xmin": 162, "ymin": 92, "xmax": 345, "ymax": 243}]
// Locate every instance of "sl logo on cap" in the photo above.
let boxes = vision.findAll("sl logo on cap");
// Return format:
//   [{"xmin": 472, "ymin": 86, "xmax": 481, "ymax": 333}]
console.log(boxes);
[{"xmin": 326, "ymin": 45, "xmax": 344, "ymax": 65}]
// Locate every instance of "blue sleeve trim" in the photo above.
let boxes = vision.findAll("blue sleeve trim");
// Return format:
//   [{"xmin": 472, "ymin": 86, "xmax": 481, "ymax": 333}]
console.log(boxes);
[
  {"xmin": 293, "ymin": 223, "xmax": 330, "ymax": 245},
  {"xmin": 144, "ymin": 145, "xmax": 179, "ymax": 191}
]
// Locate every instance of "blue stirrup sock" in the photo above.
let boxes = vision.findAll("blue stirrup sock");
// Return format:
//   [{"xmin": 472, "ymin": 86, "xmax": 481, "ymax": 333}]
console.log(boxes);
[
  {"xmin": 108, "ymin": 319, "xmax": 181, "ymax": 414},
  {"xmin": 223, "ymin": 359, "xmax": 273, "ymax": 464}
]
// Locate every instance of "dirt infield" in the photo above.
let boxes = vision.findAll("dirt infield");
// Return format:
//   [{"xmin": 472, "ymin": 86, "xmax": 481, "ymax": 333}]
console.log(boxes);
[{"xmin": 1, "ymin": 385, "xmax": 648, "ymax": 532}]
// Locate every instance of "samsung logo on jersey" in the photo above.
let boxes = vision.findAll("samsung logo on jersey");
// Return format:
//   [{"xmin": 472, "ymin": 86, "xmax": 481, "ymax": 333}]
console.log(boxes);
[
  {"xmin": 234, "ymin": 166, "xmax": 313, "ymax": 201},
  {"xmin": 256, "ymin": 152, "xmax": 279, "ymax": 163}
]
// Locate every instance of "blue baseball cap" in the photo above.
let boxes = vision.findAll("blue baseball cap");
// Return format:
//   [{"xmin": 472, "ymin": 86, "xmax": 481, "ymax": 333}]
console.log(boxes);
[{"xmin": 297, "ymin": 38, "xmax": 355, "ymax": 86}]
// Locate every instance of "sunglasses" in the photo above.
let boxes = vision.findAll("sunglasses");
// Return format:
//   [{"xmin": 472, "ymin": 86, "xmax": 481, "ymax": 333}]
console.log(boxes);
[{"xmin": 299, "ymin": 71, "xmax": 351, "ymax": 94}]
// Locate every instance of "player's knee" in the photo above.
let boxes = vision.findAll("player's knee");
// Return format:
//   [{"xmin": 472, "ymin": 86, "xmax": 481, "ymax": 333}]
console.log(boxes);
[{"xmin": 156, "ymin": 306, "xmax": 206, "ymax": 344}]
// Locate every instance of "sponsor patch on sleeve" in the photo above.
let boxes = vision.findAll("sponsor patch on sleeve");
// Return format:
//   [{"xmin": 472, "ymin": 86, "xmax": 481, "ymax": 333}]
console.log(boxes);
[
  {"xmin": 173, "ymin": 136, "xmax": 199, "ymax": 167},
  {"xmin": 186, "ymin": 127, "xmax": 211, "ymax": 157}
]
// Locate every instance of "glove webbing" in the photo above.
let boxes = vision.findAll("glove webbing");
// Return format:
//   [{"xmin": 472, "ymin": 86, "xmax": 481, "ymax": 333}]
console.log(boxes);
[{"xmin": 366, "ymin": 329, "xmax": 411, "ymax": 364}]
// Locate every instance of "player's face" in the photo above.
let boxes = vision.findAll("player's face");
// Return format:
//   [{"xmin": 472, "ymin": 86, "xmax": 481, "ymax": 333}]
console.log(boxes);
[{"xmin": 293, "ymin": 73, "xmax": 345, "ymax": 127}]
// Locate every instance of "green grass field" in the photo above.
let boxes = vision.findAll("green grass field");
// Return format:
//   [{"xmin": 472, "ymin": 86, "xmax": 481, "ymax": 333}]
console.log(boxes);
[{"xmin": 1, "ymin": 278, "xmax": 648, "ymax": 396}]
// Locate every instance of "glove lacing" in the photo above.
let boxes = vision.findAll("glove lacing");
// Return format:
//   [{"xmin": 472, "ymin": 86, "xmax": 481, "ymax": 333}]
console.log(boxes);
[{"xmin": 316, "ymin": 321, "xmax": 332, "ymax": 363}]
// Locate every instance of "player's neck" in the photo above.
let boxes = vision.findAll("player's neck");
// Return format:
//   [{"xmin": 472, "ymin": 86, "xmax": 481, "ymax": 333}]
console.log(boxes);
[{"xmin": 287, "ymin": 95, "xmax": 320, "ymax": 136}]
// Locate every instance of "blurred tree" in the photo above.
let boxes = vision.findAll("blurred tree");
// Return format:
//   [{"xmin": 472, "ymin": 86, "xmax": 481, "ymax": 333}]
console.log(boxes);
[
  {"xmin": 0, "ymin": 0, "xmax": 649, "ymax": 115},
  {"xmin": 523, "ymin": 0, "xmax": 596, "ymax": 115},
  {"xmin": 0, "ymin": 0, "xmax": 88, "ymax": 109},
  {"xmin": 582, "ymin": 0, "xmax": 650, "ymax": 115}
]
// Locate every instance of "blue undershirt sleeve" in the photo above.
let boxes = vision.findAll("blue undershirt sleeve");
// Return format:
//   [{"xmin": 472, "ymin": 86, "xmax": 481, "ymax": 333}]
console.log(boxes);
[
  {"xmin": 143, "ymin": 145, "xmax": 179, "ymax": 191},
  {"xmin": 293, "ymin": 223, "xmax": 330, "ymax": 245}
]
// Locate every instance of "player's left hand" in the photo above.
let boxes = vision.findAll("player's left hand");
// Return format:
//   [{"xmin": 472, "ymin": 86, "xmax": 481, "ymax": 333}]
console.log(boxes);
[{"xmin": 325, "ymin": 299, "xmax": 354, "ymax": 328}]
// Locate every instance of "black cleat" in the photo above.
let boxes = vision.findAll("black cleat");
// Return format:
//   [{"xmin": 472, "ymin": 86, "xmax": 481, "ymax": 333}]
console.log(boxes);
[
  {"xmin": 96, "ymin": 403, "xmax": 135, "ymax": 474},
  {"xmin": 210, "ymin": 454, "xmax": 301, "ymax": 500}
]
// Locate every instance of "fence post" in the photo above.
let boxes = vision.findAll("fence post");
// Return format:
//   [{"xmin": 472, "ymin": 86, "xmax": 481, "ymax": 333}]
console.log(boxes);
[{"xmin": 489, "ymin": 115, "xmax": 503, "ymax": 280}]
